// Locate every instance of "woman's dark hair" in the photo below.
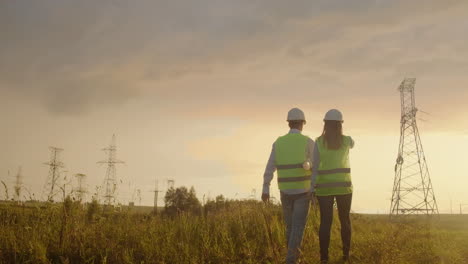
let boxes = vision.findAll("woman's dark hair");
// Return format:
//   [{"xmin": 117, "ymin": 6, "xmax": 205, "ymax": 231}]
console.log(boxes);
[{"xmin": 321, "ymin": 120, "xmax": 343, "ymax": 150}]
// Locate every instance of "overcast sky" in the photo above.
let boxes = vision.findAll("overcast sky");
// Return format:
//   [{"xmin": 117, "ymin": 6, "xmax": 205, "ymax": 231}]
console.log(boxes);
[{"xmin": 1, "ymin": 0, "xmax": 468, "ymax": 213}]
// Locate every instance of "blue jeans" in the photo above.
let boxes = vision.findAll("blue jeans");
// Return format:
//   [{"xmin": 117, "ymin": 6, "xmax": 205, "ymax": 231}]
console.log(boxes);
[{"xmin": 280, "ymin": 192, "xmax": 310, "ymax": 264}]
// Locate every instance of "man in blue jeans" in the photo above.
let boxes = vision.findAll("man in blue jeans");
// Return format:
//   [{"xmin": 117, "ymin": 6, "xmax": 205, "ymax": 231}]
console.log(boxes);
[{"xmin": 262, "ymin": 108, "xmax": 315, "ymax": 264}]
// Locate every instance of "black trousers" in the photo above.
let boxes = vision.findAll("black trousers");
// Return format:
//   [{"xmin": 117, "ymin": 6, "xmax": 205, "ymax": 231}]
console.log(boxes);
[{"xmin": 317, "ymin": 193, "xmax": 352, "ymax": 261}]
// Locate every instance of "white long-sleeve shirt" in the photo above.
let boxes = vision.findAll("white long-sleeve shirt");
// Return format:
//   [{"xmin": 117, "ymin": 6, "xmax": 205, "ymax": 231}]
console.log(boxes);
[{"xmin": 262, "ymin": 129, "xmax": 315, "ymax": 195}]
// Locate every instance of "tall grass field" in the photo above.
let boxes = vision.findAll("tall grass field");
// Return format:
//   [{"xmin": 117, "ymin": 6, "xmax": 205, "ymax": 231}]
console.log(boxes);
[{"xmin": 1, "ymin": 200, "xmax": 467, "ymax": 264}]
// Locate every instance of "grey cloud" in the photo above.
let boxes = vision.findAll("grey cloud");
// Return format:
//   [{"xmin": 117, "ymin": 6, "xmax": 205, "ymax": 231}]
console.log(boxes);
[
  {"xmin": 43, "ymin": 77, "xmax": 139, "ymax": 115},
  {"xmin": 0, "ymin": 0, "xmax": 320, "ymax": 114},
  {"xmin": 1, "ymin": 0, "xmax": 468, "ymax": 115}
]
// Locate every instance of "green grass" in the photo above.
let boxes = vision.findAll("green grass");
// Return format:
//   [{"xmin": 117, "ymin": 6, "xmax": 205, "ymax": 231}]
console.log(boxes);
[{"xmin": 0, "ymin": 201, "xmax": 467, "ymax": 264}]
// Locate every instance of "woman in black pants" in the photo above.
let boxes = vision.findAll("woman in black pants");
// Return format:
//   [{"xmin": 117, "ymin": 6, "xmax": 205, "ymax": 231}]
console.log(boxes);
[{"xmin": 312, "ymin": 109, "xmax": 354, "ymax": 263}]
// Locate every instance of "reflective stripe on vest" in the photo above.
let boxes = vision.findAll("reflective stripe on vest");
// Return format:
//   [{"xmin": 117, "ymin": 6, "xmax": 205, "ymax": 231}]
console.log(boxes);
[
  {"xmin": 315, "ymin": 135, "xmax": 352, "ymax": 196},
  {"xmin": 318, "ymin": 168, "xmax": 351, "ymax": 175},
  {"xmin": 277, "ymin": 163, "xmax": 304, "ymax": 170},
  {"xmin": 278, "ymin": 176, "xmax": 311, "ymax": 183},
  {"xmin": 275, "ymin": 133, "xmax": 312, "ymax": 190},
  {"xmin": 315, "ymin": 182, "xmax": 352, "ymax": 188}
]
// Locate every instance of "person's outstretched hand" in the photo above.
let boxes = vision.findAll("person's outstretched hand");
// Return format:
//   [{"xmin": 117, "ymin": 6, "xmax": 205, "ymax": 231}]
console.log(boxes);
[{"xmin": 261, "ymin": 193, "xmax": 270, "ymax": 203}]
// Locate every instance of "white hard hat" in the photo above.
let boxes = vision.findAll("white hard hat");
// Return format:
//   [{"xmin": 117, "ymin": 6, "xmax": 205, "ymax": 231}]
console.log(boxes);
[
  {"xmin": 287, "ymin": 108, "xmax": 306, "ymax": 124},
  {"xmin": 324, "ymin": 109, "xmax": 343, "ymax": 121}
]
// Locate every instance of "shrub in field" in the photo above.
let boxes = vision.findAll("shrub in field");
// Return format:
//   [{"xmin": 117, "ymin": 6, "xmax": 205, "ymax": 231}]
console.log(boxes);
[
  {"xmin": 164, "ymin": 186, "xmax": 201, "ymax": 215},
  {"xmin": 204, "ymin": 195, "xmax": 232, "ymax": 214},
  {"xmin": 86, "ymin": 198, "xmax": 100, "ymax": 223}
]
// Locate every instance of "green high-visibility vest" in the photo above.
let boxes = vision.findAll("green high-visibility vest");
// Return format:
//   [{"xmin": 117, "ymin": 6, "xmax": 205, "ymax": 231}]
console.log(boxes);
[
  {"xmin": 275, "ymin": 133, "xmax": 312, "ymax": 191},
  {"xmin": 315, "ymin": 135, "xmax": 353, "ymax": 196}
]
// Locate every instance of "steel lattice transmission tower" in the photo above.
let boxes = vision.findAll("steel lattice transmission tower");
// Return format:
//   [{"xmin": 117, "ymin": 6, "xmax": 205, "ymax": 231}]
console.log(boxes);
[
  {"xmin": 390, "ymin": 78, "xmax": 438, "ymax": 215},
  {"xmin": 152, "ymin": 179, "xmax": 162, "ymax": 214},
  {"xmin": 74, "ymin": 173, "xmax": 87, "ymax": 202},
  {"xmin": 98, "ymin": 135, "xmax": 124, "ymax": 206},
  {"xmin": 43, "ymin": 147, "xmax": 65, "ymax": 202}
]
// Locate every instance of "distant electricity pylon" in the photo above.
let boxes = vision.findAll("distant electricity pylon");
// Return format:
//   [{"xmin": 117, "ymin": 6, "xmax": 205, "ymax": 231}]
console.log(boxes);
[
  {"xmin": 136, "ymin": 189, "xmax": 142, "ymax": 206},
  {"xmin": 249, "ymin": 188, "xmax": 257, "ymax": 199},
  {"xmin": 152, "ymin": 179, "xmax": 162, "ymax": 213},
  {"xmin": 131, "ymin": 188, "xmax": 137, "ymax": 205},
  {"xmin": 98, "ymin": 135, "xmax": 124, "ymax": 206},
  {"xmin": 74, "ymin": 173, "xmax": 87, "ymax": 202},
  {"xmin": 460, "ymin": 204, "xmax": 468, "ymax": 214},
  {"xmin": 167, "ymin": 179, "xmax": 175, "ymax": 189},
  {"xmin": 14, "ymin": 166, "xmax": 23, "ymax": 201},
  {"xmin": 43, "ymin": 147, "xmax": 65, "ymax": 202},
  {"xmin": 390, "ymin": 78, "xmax": 438, "ymax": 215}
]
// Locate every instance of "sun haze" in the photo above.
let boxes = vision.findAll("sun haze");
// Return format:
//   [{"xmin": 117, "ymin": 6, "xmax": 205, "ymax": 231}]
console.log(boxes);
[{"xmin": 1, "ymin": 0, "xmax": 468, "ymax": 213}]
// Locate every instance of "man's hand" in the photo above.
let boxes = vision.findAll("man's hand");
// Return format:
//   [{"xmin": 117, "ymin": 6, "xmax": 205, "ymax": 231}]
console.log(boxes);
[
  {"xmin": 261, "ymin": 193, "xmax": 270, "ymax": 203},
  {"xmin": 309, "ymin": 191, "xmax": 318, "ymax": 206}
]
